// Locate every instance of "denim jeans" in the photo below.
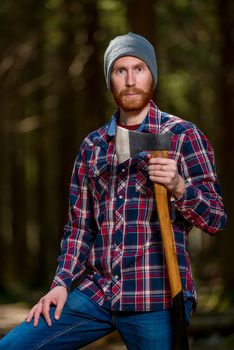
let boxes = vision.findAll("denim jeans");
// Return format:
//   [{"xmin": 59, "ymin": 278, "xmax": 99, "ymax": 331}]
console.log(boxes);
[{"xmin": 0, "ymin": 289, "xmax": 176, "ymax": 350}]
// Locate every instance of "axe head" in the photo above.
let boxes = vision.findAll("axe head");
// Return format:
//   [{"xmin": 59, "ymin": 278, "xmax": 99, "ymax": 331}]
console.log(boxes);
[{"xmin": 115, "ymin": 126, "xmax": 172, "ymax": 163}]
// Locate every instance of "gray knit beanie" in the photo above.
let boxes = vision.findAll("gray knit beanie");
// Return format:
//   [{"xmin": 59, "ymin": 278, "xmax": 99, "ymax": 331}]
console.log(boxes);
[{"xmin": 104, "ymin": 32, "xmax": 157, "ymax": 90}]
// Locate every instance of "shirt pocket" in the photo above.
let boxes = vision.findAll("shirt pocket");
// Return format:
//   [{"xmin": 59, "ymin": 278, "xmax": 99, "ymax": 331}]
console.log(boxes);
[
  {"xmin": 135, "ymin": 158, "xmax": 154, "ymax": 196},
  {"xmin": 88, "ymin": 161, "xmax": 109, "ymax": 201}
]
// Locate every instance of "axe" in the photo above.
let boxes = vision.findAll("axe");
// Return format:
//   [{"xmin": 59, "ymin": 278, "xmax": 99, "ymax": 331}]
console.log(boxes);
[{"xmin": 115, "ymin": 126, "xmax": 190, "ymax": 350}]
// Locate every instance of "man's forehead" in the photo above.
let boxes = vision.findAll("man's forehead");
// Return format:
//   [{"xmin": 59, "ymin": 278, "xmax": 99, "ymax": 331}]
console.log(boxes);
[{"xmin": 112, "ymin": 56, "xmax": 147, "ymax": 68}]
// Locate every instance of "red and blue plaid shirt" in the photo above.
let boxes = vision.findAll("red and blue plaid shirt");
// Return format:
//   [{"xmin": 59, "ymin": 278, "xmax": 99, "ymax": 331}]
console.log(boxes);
[{"xmin": 51, "ymin": 101, "xmax": 226, "ymax": 311}]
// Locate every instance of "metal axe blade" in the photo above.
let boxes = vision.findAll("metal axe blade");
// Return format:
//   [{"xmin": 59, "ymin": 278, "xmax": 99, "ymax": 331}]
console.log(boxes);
[{"xmin": 115, "ymin": 126, "xmax": 172, "ymax": 163}]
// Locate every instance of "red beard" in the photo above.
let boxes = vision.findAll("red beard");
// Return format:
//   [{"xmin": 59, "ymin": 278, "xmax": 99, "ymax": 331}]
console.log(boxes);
[{"xmin": 112, "ymin": 84, "xmax": 154, "ymax": 112}]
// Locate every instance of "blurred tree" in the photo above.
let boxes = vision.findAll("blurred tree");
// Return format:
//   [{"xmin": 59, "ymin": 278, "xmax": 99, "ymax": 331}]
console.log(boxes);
[
  {"xmin": 124, "ymin": 0, "xmax": 156, "ymax": 43},
  {"xmin": 216, "ymin": 0, "xmax": 234, "ymax": 302},
  {"xmin": 26, "ymin": 0, "xmax": 52, "ymax": 288},
  {"xmin": 0, "ymin": 0, "xmax": 35, "ymax": 289}
]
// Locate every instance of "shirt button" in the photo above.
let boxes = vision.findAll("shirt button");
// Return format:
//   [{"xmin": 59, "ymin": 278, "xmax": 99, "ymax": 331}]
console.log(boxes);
[
  {"xmin": 122, "ymin": 169, "xmax": 125, "ymax": 172},
  {"xmin": 119, "ymin": 195, "xmax": 123, "ymax": 199},
  {"xmin": 114, "ymin": 275, "xmax": 119, "ymax": 280}
]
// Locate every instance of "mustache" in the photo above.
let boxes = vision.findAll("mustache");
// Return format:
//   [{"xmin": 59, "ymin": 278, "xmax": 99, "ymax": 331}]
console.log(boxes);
[{"xmin": 119, "ymin": 87, "xmax": 146, "ymax": 96}]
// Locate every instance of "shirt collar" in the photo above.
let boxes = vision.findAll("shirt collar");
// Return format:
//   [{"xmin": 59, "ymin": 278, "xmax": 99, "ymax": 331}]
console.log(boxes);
[{"xmin": 107, "ymin": 100, "xmax": 162, "ymax": 137}]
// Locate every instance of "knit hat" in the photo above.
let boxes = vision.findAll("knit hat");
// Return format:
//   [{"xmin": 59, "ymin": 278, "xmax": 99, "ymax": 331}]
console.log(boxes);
[{"xmin": 104, "ymin": 32, "xmax": 157, "ymax": 90}]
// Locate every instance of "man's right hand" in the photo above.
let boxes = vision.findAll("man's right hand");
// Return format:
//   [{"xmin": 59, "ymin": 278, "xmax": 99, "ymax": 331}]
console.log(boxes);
[{"xmin": 26, "ymin": 286, "xmax": 68, "ymax": 327}]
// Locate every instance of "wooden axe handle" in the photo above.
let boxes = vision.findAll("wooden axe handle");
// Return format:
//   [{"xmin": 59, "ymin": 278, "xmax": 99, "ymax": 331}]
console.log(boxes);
[{"xmin": 151, "ymin": 150, "xmax": 182, "ymax": 298}]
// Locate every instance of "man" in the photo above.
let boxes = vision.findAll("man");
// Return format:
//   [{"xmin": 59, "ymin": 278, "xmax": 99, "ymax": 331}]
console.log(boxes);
[{"xmin": 0, "ymin": 33, "xmax": 226, "ymax": 349}]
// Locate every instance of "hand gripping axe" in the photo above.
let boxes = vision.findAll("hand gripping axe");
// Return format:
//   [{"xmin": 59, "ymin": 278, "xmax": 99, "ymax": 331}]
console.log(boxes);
[{"xmin": 115, "ymin": 126, "xmax": 189, "ymax": 350}]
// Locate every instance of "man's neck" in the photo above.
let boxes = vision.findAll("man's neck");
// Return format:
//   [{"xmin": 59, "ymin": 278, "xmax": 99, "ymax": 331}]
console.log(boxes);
[{"xmin": 119, "ymin": 102, "xmax": 150, "ymax": 126}]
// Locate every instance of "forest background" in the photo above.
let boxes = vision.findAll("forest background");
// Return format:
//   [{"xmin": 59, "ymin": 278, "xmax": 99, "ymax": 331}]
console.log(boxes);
[{"xmin": 0, "ymin": 0, "xmax": 233, "ymax": 348}]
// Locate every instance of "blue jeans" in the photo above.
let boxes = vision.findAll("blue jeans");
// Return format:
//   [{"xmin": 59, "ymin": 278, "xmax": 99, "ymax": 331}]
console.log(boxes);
[{"xmin": 0, "ymin": 289, "xmax": 175, "ymax": 350}]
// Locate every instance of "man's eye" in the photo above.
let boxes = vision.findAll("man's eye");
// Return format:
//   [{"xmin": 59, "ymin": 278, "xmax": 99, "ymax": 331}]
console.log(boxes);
[
  {"xmin": 117, "ymin": 68, "xmax": 125, "ymax": 74},
  {"xmin": 136, "ymin": 66, "xmax": 143, "ymax": 72}
]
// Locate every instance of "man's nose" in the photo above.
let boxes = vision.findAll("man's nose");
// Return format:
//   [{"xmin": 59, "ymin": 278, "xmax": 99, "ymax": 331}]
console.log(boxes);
[{"xmin": 126, "ymin": 70, "xmax": 135, "ymax": 87}]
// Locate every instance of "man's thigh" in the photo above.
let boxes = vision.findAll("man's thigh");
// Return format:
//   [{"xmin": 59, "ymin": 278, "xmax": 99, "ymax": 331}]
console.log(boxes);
[
  {"xmin": 115, "ymin": 308, "xmax": 175, "ymax": 350},
  {"xmin": 0, "ymin": 289, "xmax": 114, "ymax": 350}
]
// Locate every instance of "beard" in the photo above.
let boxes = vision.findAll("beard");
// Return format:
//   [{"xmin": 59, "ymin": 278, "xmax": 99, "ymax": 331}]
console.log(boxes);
[{"xmin": 112, "ymin": 82, "xmax": 154, "ymax": 112}]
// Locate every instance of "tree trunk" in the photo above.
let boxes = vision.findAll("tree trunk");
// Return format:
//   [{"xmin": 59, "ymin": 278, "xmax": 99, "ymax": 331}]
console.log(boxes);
[
  {"xmin": 125, "ymin": 0, "xmax": 156, "ymax": 43},
  {"xmin": 216, "ymin": 0, "xmax": 234, "ymax": 296}
]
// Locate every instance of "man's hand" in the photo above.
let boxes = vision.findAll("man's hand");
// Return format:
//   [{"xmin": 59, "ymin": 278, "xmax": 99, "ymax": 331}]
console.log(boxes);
[
  {"xmin": 26, "ymin": 286, "xmax": 68, "ymax": 327},
  {"xmin": 148, "ymin": 155, "xmax": 185, "ymax": 199}
]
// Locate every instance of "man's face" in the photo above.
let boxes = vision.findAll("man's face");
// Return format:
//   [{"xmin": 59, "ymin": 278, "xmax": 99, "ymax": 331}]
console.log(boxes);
[{"xmin": 111, "ymin": 56, "xmax": 154, "ymax": 112}]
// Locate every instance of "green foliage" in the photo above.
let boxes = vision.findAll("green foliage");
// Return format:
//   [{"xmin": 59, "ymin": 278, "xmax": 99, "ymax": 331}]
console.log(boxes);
[
  {"xmin": 156, "ymin": 0, "xmax": 221, "ymax": 138},
  {"xmin": 98, "ymin": 0, "xmax": 127, "ymax": 34}
]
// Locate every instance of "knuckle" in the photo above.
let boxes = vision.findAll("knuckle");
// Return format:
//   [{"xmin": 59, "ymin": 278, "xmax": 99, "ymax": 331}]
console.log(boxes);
[{"xmin": 34, "ymin": 310, "xmax": 40, "ymax": 318}]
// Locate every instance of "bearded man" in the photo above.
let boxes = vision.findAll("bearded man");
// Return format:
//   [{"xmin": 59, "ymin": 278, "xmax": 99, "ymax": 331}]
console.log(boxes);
[{"xmin": 0, "ymin": 33, "xmax": 226, "ymax": 350}]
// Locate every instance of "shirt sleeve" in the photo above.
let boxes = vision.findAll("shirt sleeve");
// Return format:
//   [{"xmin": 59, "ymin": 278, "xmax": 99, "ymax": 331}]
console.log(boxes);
[
  {"xmin": 51, "ymin": 142, "xmax": 97, "ymax": 290},
  {"xmin": 174, "ymin": 128, "xmax": 227, "ymax": 234}
]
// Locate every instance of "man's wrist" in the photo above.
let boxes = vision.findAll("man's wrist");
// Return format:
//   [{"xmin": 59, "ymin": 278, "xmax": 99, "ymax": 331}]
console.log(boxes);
[{"xmin": 172, "ymin": 176, "xmax": 185, "ymax": 200}]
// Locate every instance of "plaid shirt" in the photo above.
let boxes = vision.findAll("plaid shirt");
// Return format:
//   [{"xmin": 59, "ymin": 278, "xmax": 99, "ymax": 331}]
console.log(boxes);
[{"xmin": 51, "ymin": 101, "xmax": 226, "ymax": 311}]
